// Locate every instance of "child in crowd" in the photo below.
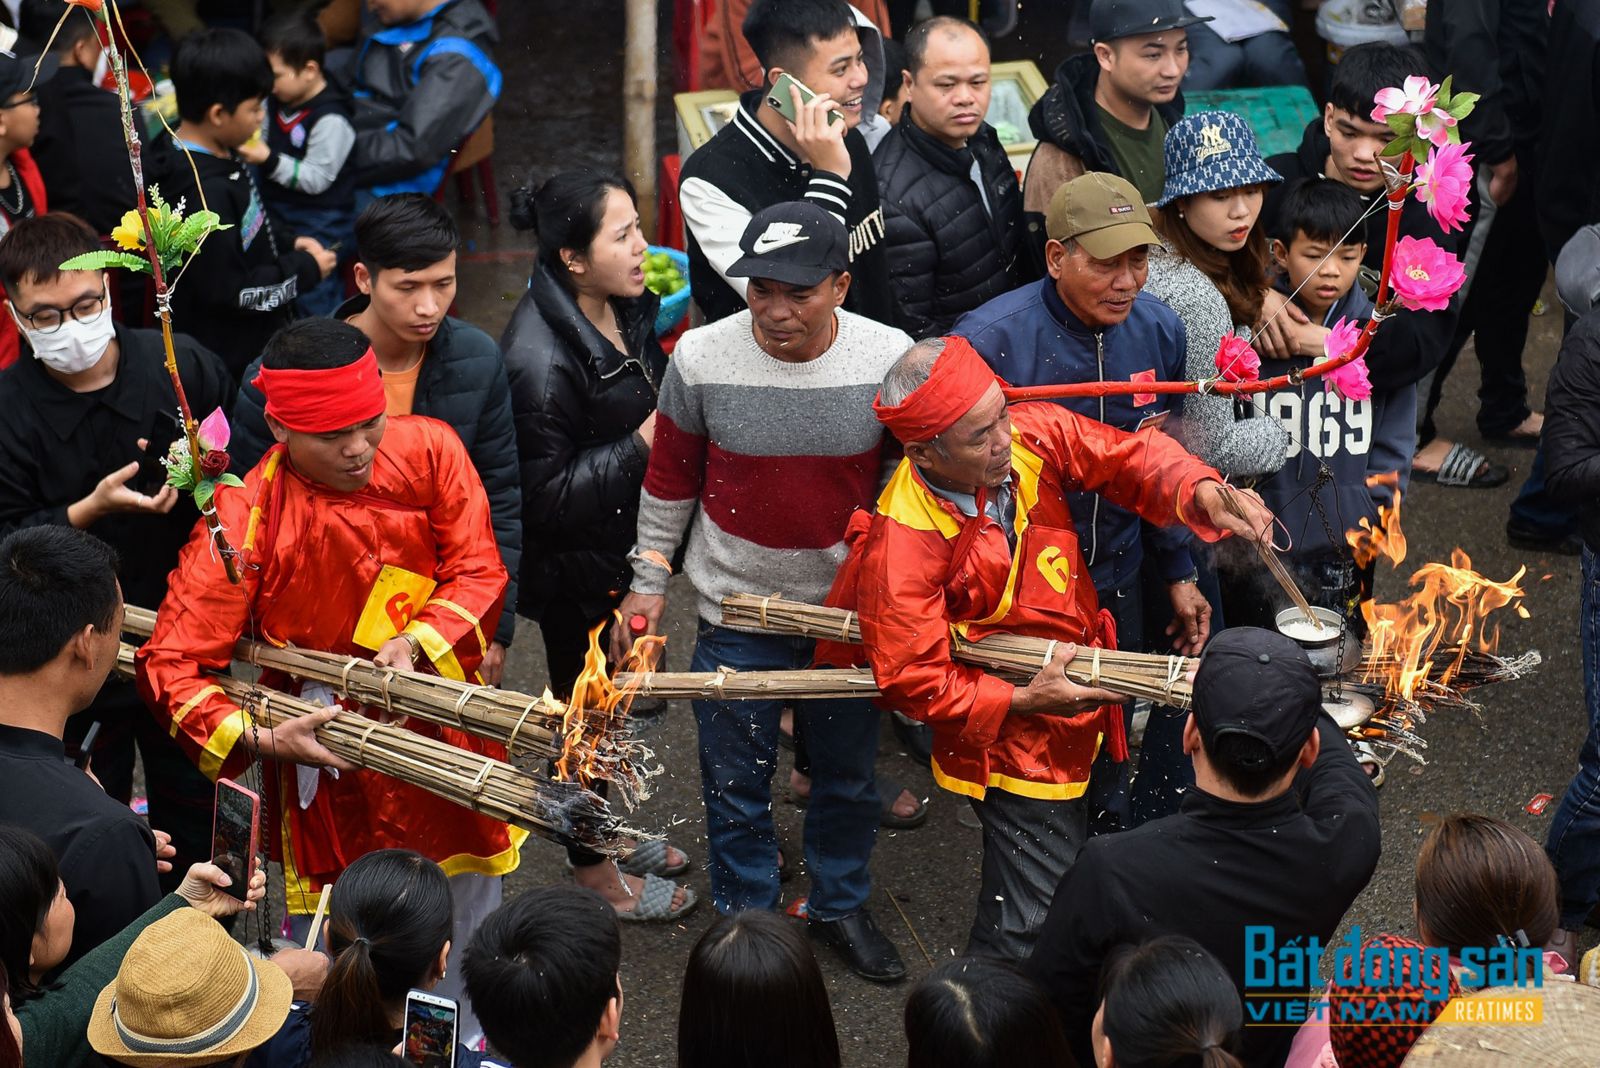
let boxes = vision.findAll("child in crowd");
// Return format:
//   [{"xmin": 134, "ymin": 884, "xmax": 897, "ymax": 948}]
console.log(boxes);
[
  {"xmin": 241, "ymin": 11, "xmax": 357, "ymax": 316},
  {"xmin": 153, "ymin": 28, "xmax": 336, "ymax": 380},
  {"xmin": 1219, "ymin": 176, "xmax": 1413, "ymax": 638}
]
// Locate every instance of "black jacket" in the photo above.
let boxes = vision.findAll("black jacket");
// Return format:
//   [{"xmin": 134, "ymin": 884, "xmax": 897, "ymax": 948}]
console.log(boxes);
[
  {"xmin": 872, "ymin": 116, "xmax": 1035, "ymax": 339},
  {"xmin": 1536, "ymin": 0, "xmax": 1600, "ymax": 261},
  {"xmin": 1265, "ymin": 121, "xmax": 1463, "ymax": 390},
  {"xmin": 230, "ymin": 301, "xmax": 522, "ymax": 645},
  {"xmin": 0, "ymin": 324, "xmax": 233, "ymax": 610},
  {"xmin": 500, "ymin": 263, "xmax": 666, "ymax": 620},
  {"xmin": 1542, "ymin": 309, "xmax": 1600, "ymax": 550},
  {"xmin": 146, "ymin": 137, "xmax": 320, "ymax": 381},
  {"xmin": 1423, "ymin": 0, "xmax": 1548, "ymax": 166},
  {"xmin": 1024, "ymin": 716, "xmax": 1381, "ymax": 1068},
  {"xmin": 343, "ymin": 0, "xmax": 499, "ymax": 188},
  {"xmin": 1028, "ymin": 53, "xmax": 1186, "ymax": 178},
  {"xmin": 31, "ymin": 65, "xmax": 136, "ymax": 234}
]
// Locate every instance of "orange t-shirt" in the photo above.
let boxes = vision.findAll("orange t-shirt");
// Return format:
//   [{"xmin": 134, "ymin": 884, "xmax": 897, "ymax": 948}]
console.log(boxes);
[{"xmin": 382, "ymin": 358, "xmax": 423, "ymax": 416}]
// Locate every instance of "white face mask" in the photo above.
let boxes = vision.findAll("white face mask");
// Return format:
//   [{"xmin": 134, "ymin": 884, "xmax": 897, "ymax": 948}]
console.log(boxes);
[{"xmin": 12, "ymin": 285, "xmax": 116, "ymax": 375}]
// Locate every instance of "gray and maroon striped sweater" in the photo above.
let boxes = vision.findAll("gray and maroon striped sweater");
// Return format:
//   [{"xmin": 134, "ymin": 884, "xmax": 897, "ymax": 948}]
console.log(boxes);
[{"xmin": 630, "ymin": 309, "xmax": 913, "ymax": 625}]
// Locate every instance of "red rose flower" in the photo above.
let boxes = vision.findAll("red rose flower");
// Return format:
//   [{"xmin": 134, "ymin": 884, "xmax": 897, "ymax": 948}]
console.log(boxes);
[{"xmin": 199, "ymin": 449, "xmax": 230, "ymax": 479}]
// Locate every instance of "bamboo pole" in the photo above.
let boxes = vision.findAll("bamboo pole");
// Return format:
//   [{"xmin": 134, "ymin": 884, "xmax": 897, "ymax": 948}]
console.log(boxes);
[
  {"xmin": 623, "ymin": 0, "xmax": 658, "ymax": 238},
  {"xmin": 615, "ymin": 668, "xmax": 883, "ymax": 699},
  {"xmin": 112, "ymin": 645, "xmax": 647, "ymax": 856}
]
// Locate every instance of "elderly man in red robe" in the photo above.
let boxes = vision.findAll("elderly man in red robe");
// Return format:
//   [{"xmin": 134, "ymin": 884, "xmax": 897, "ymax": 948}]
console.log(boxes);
[
  {"xmin": 821, "ymin": 335, "xmax": 1276, "ymax": 958},
  {"xmin": 136, "ymin": 318, "xmax": 516, "ymax": 1039}
]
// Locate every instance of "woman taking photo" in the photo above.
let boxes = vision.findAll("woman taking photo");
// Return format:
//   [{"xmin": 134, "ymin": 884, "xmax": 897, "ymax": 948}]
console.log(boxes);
[{"xmin": 501, "ymin": 170, "xmax": 693, "ymax": 922}]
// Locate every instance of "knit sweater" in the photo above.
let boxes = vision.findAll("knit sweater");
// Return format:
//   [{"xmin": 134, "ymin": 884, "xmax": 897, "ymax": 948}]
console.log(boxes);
[
  {"xmin": 630, "ymin": 310, "xmax": 912, "ymax": 624},
  {"xmin": 1143, "ymin": 244, "xmax": 1289, "ymax": 478}
]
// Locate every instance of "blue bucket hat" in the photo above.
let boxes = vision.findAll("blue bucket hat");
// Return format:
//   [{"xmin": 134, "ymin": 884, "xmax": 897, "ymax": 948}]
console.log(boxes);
[{"xmin": 1156, "ymin": 111, "xmax": 1282, "ymax": 208}]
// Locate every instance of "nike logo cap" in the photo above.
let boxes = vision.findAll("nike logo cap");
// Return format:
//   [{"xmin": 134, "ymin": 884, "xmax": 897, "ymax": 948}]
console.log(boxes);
[{"xmin": 727, "ymin": 201, "xmax": 850, "ymax": 287}]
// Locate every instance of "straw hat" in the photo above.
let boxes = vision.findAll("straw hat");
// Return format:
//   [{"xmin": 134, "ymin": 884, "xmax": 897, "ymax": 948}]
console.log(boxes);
[
  {"xmin": 88, "ymin": 909, "xmax": 293, "ymax": 1066},
  {"xmin": 1402, "ymin": 981, "xmax": 1600, "ymax": 1065}
]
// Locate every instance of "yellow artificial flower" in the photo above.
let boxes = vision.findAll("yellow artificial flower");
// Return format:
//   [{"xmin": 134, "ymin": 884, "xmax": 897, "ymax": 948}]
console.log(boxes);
[{"xmin": 111, "ymin": 210, "xmax": 145, "ymax": 251}]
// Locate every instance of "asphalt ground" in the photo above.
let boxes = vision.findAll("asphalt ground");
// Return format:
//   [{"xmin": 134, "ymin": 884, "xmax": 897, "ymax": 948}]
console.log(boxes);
[{"xmin": 292, "ymin": 4, "xmax": 1592, "ymax": 1062}]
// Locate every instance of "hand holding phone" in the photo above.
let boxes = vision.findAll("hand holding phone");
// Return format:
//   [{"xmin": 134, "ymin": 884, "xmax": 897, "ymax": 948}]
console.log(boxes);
[
  {"xmin": 766, "ymin": 72, "xmax": 852, "ymax": 179},
  {"xmin": 403, "ymin": 990, "xmax": 458, "ymax": 1068},
  {"xmin": 211, "ymin": 779, "xmax": 261, "ymax": 903}
]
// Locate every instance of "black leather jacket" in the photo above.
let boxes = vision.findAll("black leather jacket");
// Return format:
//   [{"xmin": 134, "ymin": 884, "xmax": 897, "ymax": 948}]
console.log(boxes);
[{"xmin": 500, "ymin": 262, "xmax": 666, "ymax": 619}]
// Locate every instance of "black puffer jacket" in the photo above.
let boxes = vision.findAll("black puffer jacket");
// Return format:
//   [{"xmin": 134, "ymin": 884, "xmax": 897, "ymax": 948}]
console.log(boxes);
[
  {"xmin": 1543, "ymin": 308, "xmax": 1600, "ymax": 551},
  {"xmin": 872, "ymin": 116, "xmax": 1036, "ymax": 339},
  {"xmin": 1029, "ymin": 53, "xmax": 1185, "ymax": 177},
  {"xmin": 500, "ymin": 262, "xmax": 666, "ymax": 620},
  {"xmin": 229, "ymin": 303, "xmax": 523, "ymax": 646}
]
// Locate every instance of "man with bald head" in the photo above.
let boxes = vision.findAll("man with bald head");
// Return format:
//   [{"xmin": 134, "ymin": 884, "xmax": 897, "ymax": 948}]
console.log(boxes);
[{"xmin": 818, "ymin": 335, "xmax": 1275, "ymax": 957}]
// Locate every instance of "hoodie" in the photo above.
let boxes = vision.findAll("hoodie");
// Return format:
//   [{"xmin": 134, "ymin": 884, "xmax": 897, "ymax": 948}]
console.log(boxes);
[{"xmin": 1264, "ymin": 120, "xmax": 1462, "ymax": 392}]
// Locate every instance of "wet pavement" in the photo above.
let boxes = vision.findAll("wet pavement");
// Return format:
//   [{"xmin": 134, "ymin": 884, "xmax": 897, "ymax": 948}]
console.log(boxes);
[{"xmin": 448, "ymin": 7, "xmax": 1585, "ymax": 1066}]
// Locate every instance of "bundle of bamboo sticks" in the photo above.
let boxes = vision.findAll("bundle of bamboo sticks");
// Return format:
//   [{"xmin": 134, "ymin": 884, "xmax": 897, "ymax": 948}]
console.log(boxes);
[
  {"xmin": 113, "ymin": 645, "xmax": 647, "ymax": 856},
  {"xmin": 720, "ymin": 595, "xmax": 1198, "ymax": 707},
  {"xmin": 121, "ymin": 605, "xmax": 659, "ymax": 810},
  {"xmin": 614, "ymin": 668, "xmax": 881, "ymax": 700}
]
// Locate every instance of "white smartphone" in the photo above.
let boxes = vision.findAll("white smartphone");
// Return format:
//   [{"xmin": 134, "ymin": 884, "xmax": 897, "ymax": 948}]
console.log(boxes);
[{"xmin": 402, "ymin": 989, "xmax": 457, "ymax": 1068}]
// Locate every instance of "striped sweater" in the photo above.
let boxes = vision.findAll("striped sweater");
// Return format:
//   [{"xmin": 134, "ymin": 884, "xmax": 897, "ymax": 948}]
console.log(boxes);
[{"xmin": 631, "ymin": 309, "xmax": 913, "ymax": 625}]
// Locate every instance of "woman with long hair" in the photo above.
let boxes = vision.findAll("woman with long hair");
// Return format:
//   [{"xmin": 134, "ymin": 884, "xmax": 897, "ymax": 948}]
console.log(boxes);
[
  {"xmin": 501, "ymin": 168, "xmax": 693, "ymax": 922},
  {"xmin": 677, "ymin": 910, "xmax": 840, "ymax": 1068},
  {"xmin": 903, "ymin": 957, "xmax": 1072, "ymax": 1068},
  {"xmin": 1094, "ymin": 935, "xmax": 1244, "ymax": 1068}
]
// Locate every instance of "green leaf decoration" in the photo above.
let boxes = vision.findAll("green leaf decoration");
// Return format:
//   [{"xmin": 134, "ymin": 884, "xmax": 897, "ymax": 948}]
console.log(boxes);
[
  {"xmin": 194, "ymin": 480, "xmax": 215, "ymax": 512},
  {"xmin": 1381, "ymin": 136, "xmax": 1413, "ymax": 158},
  {"xmin": 1384, "ymin": 113, "xmax": 1414, "ymax": 137},
  {"xmin": 1446, "ymin": 92, "xmax": 1478, "ymax": 122},
  {"xmin": 1437, "ymin": 74, "xmax": 1455, "ymax": 102},
  {"xmin": 60, "ymin": 250, "xmax": 152, "ymax": 274},
  {"xmin": 217, "ymin": 473, "xmax": 246, "ymax": 488}
]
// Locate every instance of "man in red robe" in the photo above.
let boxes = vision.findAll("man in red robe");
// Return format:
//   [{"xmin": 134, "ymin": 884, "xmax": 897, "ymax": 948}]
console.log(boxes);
[
  {"xmin": 136, "ymin": 318, "xmax": 516, "ymax": 1036},
  {"xmin": 821, "ymin": 335, "xmax": 1276, "ymax": 958}
]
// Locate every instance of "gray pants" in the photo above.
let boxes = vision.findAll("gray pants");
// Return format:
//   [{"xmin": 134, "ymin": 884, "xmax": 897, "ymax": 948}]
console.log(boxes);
[{"xmin": 965, "ymin": 790, "xmax": 1087, "ymax": 960}]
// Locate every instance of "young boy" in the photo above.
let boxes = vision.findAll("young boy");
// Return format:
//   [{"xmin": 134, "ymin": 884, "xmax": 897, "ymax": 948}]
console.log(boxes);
[
  {"xmin": 153, "ymin": 28, "xmax": 336, "ymax": 380},
  {"xmin": 1223, "ymin": 176, "xmax": 1413, "ymax": 632},
  {"xmin": 239, "ymin": 11, "xmax": 356, "ymax": 317}
]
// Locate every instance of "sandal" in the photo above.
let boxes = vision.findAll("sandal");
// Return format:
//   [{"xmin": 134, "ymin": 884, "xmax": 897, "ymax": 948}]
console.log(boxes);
[
  {"xmin": 1351, "ymin": 740, "xmax": 1386, "ymax": 789},
  {"xmin": 792, "ymin": 777, "xmax": 928, "ymax": 829},
  {"xmin": 616, "ymin": 838, "xmax": 691, "ymax": 879},
  {"xmin": 614, "ymin": 872, "xmax": 698, "ymax": 923},
  {"xmin": 1413, "ymin": 443, "xmax": 1508, "ymax": 489}
]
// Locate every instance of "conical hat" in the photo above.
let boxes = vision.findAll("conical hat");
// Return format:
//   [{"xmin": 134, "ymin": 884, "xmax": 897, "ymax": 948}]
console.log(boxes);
[{"xmin": 1403, "ymin": 982, "xmax": 1600, "ymax": 1065}]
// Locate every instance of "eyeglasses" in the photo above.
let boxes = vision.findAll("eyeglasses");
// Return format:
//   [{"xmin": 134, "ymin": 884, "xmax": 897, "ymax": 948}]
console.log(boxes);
[
  {"xmin": 18, "ymin": 291, "xmax": 108, "ymax": 333},
  {"xmin": 0, "ymin": 93, "xmax": 38, "ymax": 110}
]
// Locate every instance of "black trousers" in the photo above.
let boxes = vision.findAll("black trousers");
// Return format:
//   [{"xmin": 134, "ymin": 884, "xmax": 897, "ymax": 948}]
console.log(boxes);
[{"xmin": 1420, "ymin": 149, "xmax": 1546, "ymax": 442}]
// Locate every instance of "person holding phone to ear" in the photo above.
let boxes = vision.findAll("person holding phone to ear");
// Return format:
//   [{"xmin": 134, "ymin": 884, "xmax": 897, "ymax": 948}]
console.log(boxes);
[{"xmin": 679, "ymin": 0, "xmax": 896, "ymax": 327}]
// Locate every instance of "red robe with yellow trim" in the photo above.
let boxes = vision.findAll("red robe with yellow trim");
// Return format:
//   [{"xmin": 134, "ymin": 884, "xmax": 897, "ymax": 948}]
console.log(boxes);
[
  {"xmin": 136, "ymin": 416, "xmax": 518, "ymax": 910},
  {"xmin": 820, "ymin": 403, "xmax": 1229, "ymax": 802}
]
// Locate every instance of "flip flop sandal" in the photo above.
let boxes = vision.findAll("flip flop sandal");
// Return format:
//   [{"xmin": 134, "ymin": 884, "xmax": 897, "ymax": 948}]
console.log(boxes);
[
  {"xmin": 1414, "ymin": 443, "xmax": 1508, "ymax": 489},
  {"xmin": 614, "ymin": 873, "xmax": 698, "ymax": 923},
  {"xmin": 616, "ymin": 838, "xmax": 691, "ymax": 879},
  {"xmin": 877, "ymin": 776, "xmax": 929, "ymax": 830},
  {"xmin": 1351, "ymin": 740, "xmax": 1386, "ymax": 789}
]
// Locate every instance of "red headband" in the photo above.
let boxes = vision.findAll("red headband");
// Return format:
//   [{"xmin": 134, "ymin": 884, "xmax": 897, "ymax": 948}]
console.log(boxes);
[
  {"xmin": 252, "ymin": 348, "xmax": 387, "ymax": 434},
  {"xmin": 872, "ymin": 336, "xmax": 999, "ymax": 444}
]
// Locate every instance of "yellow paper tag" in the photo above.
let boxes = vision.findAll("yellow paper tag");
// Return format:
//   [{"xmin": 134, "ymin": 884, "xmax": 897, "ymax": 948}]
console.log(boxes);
[{"xmin": 351, "ymin": 565, "xmax": 437, "ymax": 652}]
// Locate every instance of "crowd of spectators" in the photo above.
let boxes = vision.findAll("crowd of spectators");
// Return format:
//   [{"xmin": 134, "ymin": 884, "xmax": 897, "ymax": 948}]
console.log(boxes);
[{"xmin": 0, "ymin": 0, "xmax": 1595, "ymax": 1065}]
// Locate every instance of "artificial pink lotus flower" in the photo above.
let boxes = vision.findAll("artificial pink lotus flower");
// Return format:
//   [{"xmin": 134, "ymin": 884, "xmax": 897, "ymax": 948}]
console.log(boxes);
[
  {"xmin": 197, "ymin": 407, "xmax": 231, "ymax": 452},
  {"xmin": 1321, "ymin": 317, "xmax": 1372, "ymax": 401},
  {"xmin": 1213, "ymin": 331, "xmax": 1260, "ymax": 383},
  {"xmin": 1414, "ymin": 141, "xmax": 1474, "ymax": 233},
  {"xmin": 1371, "ymin": 75, "xmax": 1458, "ymax": 147},
  {"xmin": 1389, "ymin": 236, "xmax": 1466, "ymax": 312}
]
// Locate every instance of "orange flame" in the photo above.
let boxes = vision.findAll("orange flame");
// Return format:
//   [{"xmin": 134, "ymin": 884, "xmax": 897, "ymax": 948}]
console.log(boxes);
[
  {"xmin": 553, "ymin": 617, "xmax": 663, "ymax": 785},
  {"xmin": 1347, "ymin": 473, "xmax": 1407, "ymax": 569}
]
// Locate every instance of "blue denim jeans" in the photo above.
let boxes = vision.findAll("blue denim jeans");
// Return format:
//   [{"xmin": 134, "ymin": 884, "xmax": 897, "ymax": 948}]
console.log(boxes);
[
  {"xmin": 690, "ymin": 622, "xmax": 880, "ymax": 919},
  {"xmin": 1546, "ymin": 547, "xmax": 1600, "ymax": 928},
  {"xmin": 1510, "ymin": 443, "xmax": 1579, "ymax": 536}
]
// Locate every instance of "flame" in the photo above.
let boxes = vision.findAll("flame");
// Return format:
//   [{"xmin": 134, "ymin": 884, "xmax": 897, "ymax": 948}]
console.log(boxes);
[
  {"xmin": 553, "ymin": 617, "xmax": 663, "ymax": 786},
  {"xmin": 1347, "ymin": 473, "xmax": 1407, "ymax": 569}
]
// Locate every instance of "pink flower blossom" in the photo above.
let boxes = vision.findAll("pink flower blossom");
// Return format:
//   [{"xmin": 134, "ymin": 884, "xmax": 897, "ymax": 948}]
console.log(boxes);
[
  {"xmin": 1371, "ymin": 75, "xmax": 1458, "ymax": 147},
  {"xmin": 197, "ymin": 408, "xmax": 231, "ymax": 452},
  {"xmin": 1414, "ymin": 141, "xmax": 1474, "ymax": 233},
  {"xmin": 1213, "ymin": 331, "xmax": 1260, "ymax": 383},
  {"xmin": 1388, "ymin": 236, "xmax": 1466, "ymax": 312},
  {"xmin": 1321, "ymin": 317, "xmax": 1371, "ymax": 401}
]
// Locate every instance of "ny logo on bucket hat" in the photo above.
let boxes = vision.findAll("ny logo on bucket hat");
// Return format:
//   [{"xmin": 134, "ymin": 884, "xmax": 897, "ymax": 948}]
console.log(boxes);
[{"xmin": 1195, "ymin": 123, "xmax": 1233, "ymax": 163}]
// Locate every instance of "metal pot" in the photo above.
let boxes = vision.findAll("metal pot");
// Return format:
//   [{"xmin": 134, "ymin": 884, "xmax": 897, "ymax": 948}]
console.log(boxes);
[{"xmin": 1275, "ymin": 606, "xmax": 1361, "ymax": 677}]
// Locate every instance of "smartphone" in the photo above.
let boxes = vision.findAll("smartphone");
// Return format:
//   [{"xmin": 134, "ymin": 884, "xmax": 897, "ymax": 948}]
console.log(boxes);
[
  {"xmin": 211, "ymin": 779, "xmax": 260, "ymax": 903},
  {"xmin": 136, "ymin": 411, "xmax": 184, "ymax": 495},
  {"xmin": 403, "ymin": 990, "xmax": 458, "ymax": 1068},
  {"xmin": 766, "ymin": 71, "xmax": 842, "ymax": 127},
  {"xmin": 68, "ymin": 721, "xmax": 101, "ymax": 770}
]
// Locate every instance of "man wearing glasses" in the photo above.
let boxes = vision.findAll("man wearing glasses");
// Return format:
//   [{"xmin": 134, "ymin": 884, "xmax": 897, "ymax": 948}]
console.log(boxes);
[{"xmin": 0, "ymin": 211, "xmax": 234, "ymax": 889}]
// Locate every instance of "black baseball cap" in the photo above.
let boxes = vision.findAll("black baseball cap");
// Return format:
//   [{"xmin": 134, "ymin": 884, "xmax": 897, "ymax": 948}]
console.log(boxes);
[
  {"xmin": 1090, "ymin": 0, "xmax": 1212, "ymax": 43},
  {"xmin": 1192, "ymin": 628, "xmax": 1322, "ymax": 769},
  {"xmin": 727, "ymin": 201, "xmax": 850, "ymax": 287},
  {"xmin": 0, "ymin": 47, "xmax": 56, "ymax": 103}
]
